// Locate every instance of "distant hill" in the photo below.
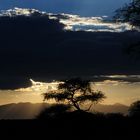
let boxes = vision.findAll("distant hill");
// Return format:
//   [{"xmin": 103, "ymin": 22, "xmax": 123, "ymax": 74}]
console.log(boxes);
[
  {"xmin": 0, "ymin": 102, "xmax": 129, "ymax": 119},
  {"xmin": 0, "ymin": 103, "xmax": 50, "ymax": 119},
  {"xmin": 92, "ymin": 103, "xmax": 129, "ymax": 115}
]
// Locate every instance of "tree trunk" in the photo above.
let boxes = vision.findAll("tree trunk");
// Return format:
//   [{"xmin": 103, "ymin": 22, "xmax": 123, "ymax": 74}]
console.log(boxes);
[
  {"xmin": 71, "ymin": 91, "xmax": 81, "ymax": 111},
  {"xmin": 73, "ymin": 102, "xmax": 81, "ymax": 111}
]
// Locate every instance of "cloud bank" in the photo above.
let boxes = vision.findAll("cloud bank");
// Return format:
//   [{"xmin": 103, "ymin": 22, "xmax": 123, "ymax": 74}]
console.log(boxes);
[
  {"xmin": 1, "ymin": 8, "xmax": 132, "ymax": 32},
  {"xmin": 0, "ymin": 8, "xmax": 140, "ymax": 89}
]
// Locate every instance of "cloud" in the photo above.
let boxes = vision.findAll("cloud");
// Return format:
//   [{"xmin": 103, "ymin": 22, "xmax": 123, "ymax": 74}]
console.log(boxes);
[
  {"xmin": 95, "ymin": 80, "xmax": 121, "ymax": 86},
  {"xmin": 0, "ymin": 8, "xmax": 140, "ymax": 89},
  {"xmin": 15, "ymin": 79, "xmax": 59, "ymax": 92},
  {"xmin": 92, "ymin": 75, "xmax": 140, "ymax": 83},
  {"xmin": 1, "ymin": 8, "xmax": 132, "ymax": 32},
  {"xmin": 54, "ymin": 14, "xmax": 132, "ymax": 32}
]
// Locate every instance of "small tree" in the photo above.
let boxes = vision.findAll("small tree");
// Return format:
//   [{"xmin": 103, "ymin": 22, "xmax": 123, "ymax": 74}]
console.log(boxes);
[
  {"xmin": 129, "ymin": 100, "xmax": 140, "ymax": 117},
  {"xmin": 114, "ymin": 0, "xmax": 140, "ymax": 27},
  {"xmin": 114, "ymin": 0, "xmax": 140, "ymax": 57},
  {"xmin": 43, "ymin": 78, "xmax": 106, "ymax": 111}
]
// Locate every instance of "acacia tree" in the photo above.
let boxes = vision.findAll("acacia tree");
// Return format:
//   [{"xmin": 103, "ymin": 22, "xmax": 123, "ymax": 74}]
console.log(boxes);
[
  {"xmin": 43, "ymin": 78, "xmax": 106, "ymax": 111},
  {"xmin": 114, "ymin": 0, "xmax": 140, "ymax": 27}
]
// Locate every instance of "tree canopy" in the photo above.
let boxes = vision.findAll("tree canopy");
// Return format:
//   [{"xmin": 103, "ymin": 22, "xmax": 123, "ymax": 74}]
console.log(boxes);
[
  {"xmin": 114, "ymin": 0, "xmax": 140, "ymax": 57},
  {"xmin": 129, "ymin": 100, "xmax": 140, "ymax": 117},
  {"xmin": 43, "ymin": 78, "xmax": 106, "ymax": 111},
  {"xmin": 114, "ymin": 0, "xmax": 140, "ymax": 27}
]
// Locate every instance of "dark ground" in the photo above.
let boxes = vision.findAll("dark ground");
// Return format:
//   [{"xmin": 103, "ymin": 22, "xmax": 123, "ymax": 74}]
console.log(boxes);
[{"xmin": 0, "ymin": 111, "xmax": 140, "ymax": 140}]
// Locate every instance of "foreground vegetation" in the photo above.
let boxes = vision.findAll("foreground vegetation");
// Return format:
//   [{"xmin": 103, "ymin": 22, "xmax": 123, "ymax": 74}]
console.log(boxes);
[{"xmin": 0, "ymin": 111, "xmax": 140, "ymax": 139}]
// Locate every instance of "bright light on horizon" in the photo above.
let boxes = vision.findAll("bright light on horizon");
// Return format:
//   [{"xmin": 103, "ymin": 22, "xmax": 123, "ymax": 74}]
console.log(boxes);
[{"xmin": 0, "ymin": 76, "xmax": 140, "ymax": 106}]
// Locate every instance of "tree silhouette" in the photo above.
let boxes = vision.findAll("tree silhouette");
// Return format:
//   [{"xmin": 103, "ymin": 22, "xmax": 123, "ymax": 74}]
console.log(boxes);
[
  {"xmin": 114, "ymin": 0, "xmax": 140, "ymax": 57},
  {"xmin": 114, "ymin": 0, "xmax": 140, "ymax": 27},
  {"xmin": 129, "ymin": 100, "xmax": 140, "ymax": 117},
  {"xmin": 124, "ymin": 41, "xmax": 140, "ymax": 58},
  {"xmin": 43, "ymin": 78, "xmax": 106, "ymax": 111}
]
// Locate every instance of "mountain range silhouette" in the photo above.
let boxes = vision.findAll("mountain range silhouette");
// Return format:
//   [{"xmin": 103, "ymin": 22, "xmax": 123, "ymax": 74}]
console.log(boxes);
[{"xmin": 0, "ymin": 102, "xmax": 129, "ymax": 119}]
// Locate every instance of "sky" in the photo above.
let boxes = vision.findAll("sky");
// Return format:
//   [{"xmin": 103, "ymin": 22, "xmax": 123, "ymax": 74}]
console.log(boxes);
[
  {"xmin": 1, "ymin": 77, "xmax": 140, "ymax": 106},
  {"xmin": 0, "ymin": 0, "xmax": 140, "ymax": 107},
  {"xmin": 0, "ymin": 0, "xmax": 130, "ymax": 16}
]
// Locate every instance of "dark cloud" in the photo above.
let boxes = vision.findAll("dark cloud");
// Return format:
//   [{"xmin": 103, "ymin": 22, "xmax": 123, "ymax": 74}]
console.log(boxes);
[
  {"xmin": 91, "ymin": 75, "xmax": 140, "ymax": 83},
  {"xmin": 0, "ymin": 11, "xmax": 140, "ymax": 89}
]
